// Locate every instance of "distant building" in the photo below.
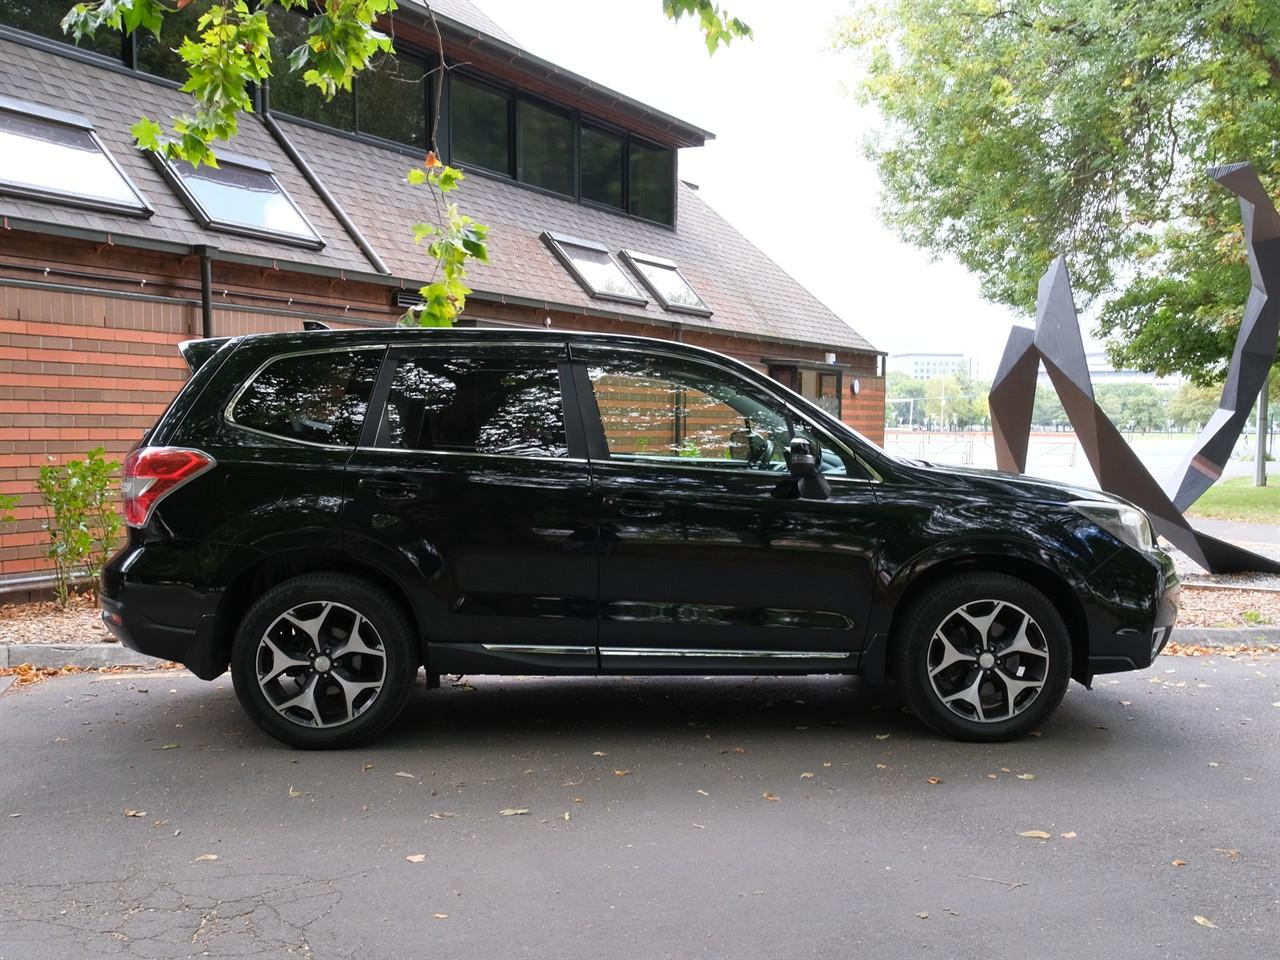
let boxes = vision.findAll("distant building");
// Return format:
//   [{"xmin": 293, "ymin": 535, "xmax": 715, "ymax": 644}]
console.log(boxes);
[
  {"xmin": 888, "ymin": 352, "xmax": 974, "ymax": 380},
  {"xmin": 1036, "ymin": 352, "xmax": 1181, "ymax": 387}
]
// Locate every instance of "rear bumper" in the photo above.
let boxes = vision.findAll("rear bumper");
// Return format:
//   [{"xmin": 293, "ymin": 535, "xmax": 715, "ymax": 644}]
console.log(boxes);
[
  {"xmin": 1082, "ymin": 547, "xmax": 1180, "ymax": 679},
  {"xmin": 100, "ymin": 546, "xmax": 225, "ymax": 680}
]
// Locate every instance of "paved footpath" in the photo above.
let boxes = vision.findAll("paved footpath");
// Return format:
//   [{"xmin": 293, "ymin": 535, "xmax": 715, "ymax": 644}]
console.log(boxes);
[
  {"xmin": 0, "ymin": 660, "xmax": 1277, "ymax": 959},
  {"xmin": 1188, "ymin": 517, "xmax": 1280, "ymax": 546}
]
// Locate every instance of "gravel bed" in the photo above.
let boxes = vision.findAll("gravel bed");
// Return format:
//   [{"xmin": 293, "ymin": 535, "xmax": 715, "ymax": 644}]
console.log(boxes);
[
  {"xmin": 0, "ymin": 595, "xmax": 112, "ymax": 645},
  {"xmin": 1168, "ymin": 541, "xmax": 1280, "ymax": 590}
]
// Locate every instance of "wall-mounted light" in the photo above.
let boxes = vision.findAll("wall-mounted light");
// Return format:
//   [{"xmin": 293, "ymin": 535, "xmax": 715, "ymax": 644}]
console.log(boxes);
[{"xmin": 850, "ymin": 378, "xmax": 862, "ymax": 397}]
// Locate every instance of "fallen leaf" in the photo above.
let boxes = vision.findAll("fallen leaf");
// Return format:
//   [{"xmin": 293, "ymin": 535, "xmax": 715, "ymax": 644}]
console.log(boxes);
[
  {"xmin": 1208, "ymin": 762, "xmax": 1219, "ymax": 768},
  {"xmin": 499, "ymin": 808, "xmax": 529, "ymax": 816},
  {"xmin": 592, "ymin": 751, "xmax": 608, "ymax": 757},
  {"xmin": 123, "ymin": 809, "xmax": 146, "ymax": 818},
  {"xmin": 8, "ymin": 813, "xmax": 21, "ymax": 818},
  {"xmin": 692, "ymin": 822, "xmax": 706, "ymax": 829},
  {"xmin": 1172, "ymin": 859, "xmax": 1187, "ymax": 867},
  {"xmin": 193, "ymin": 854, "xmax": 218, "ymax": 862},
  {"xmin": 800, "ymin": 772, "xmax": 816, "ymax": 780},
  {"xmin": 1016, "ymin": 773, "xmax": 1036, "ymax": 781},
  {"xmin": 875, "ymin": 734, "xmax": 891, "ymax": 741},
  {"xmin": 696, "ymin": 789, "xmax": 709, "ymax": 796},
  {"xmin": 152, "ymin": 820, "xmax": 168, "ymax": 828},
  {"xmin": 429, "ymin": 812, "xmax": 456, "ymax": 820},
  {"xmin": 614, "ymin": 769, "xmax": 631, "ymax": 777},
  {"xmin": 1028, "ymin": 730, "xmax": 1042, "ymax": 737},
  {"xmin": 733, "ymin": 746, "xmax": 746, "ymax": 754},
  {"xmin": 1018, "ymin": 830, "xmax": 1052, "ymax": 839},
  {"xmin": 1120, "ymin": 700, "xmax": 1132, "ymax": 706},
  {"xmin": 563, "ymin": 811, "xmax": 570, "ymax": 821},
  {"xmin": 394, "ymin": 771, "xmax": 416, "ymax": 779},
  {"xmin": 1213, "ymin": 848, "xmax": 1241, "ymax": 861},
  {"xmin": 917, "ymin": 912, "xmax": 929, "ymax": 920},
  {"xmin": 433, "ymin": 913, "xmax": 448, "ymax": 920},
  {"xmin": 762, "ymin": 791, "xmax": 780, "ymax": 802},
  {"xmin": 875, "ymin": 763, "xmax": 888, "ymax": 770},
  {"xmin": 1193, "ymin": 915, "xmax": 1217, "ymax": 929},
  {"xmin": 405, "ymin": 854, "xmax": 427, "ymax": 863},
  {"xmin": 361, "ymin": 761, "xmax": 374, "ymax": 773},
  {"xmin": 573, "ymin": 797, "xmax": 584, "ymax": 803},
  {"xmin": 159, "ymin": 743, "xmax": 179, "ymax": 750},
  {"xmin": 287, "ymin": 786, "xmax": 303, "ymax": 799},
  {"xmin": 1000, "ymin": 767, "xmax": 1012, "ymax": 773},
  {"xmin": 926, "ymin": 776, "xmax": 942, "ymax": 785},
  {"xmin": 822, "ymin": 761, "xmax": 832, "ymax": 768},
  {"xmin": 1061, "ymin": 831, "xmax": 1077, "ymax": 839},
  {"xmin": 986, "ymin": 774, "xmax": 998, "ymax": 780}
]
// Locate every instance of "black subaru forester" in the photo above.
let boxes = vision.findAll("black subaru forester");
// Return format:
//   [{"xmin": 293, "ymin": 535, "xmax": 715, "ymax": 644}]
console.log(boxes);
[{"xmin": 101, "ymin": 328, "xmax": 1178, "ymax": 748}]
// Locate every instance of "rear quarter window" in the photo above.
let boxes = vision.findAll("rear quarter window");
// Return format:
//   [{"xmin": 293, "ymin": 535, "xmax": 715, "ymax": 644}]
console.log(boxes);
[{"xmin": 230, "ymin": 348, "xmax": 383, "ymax": 446}]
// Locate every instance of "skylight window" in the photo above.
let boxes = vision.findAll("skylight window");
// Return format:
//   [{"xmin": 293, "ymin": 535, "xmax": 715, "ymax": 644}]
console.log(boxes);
[
  {"xmin": 0, "ymin": 96, "xmax": 151, "ymax": 216},
  {"xmin": 621, "ymin": 250, "xmax": 711, "ymax": 316},
  {"xmin": 542, "ymin": 232, "xmax": 647, "ymax": 305},
  {"xmin": 156, "ymin": 151, "xmax": 322, "ymax": 248}
]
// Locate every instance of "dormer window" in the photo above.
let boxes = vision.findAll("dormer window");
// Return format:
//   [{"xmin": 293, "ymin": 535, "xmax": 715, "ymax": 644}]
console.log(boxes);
[
  {"xmin": 0, "ymin": 97, "xmax": 151, "ymax": 217},
  {"xmin": 154, "ymin": 151, "xmax": 323, "ymax": 248},
  {"xmin": 621, "ymin": 250, "xmax": 711, "ymax": 316},
  {"xmin": 543, "ymin": 232, "xmax": 647, "ymax": 305}
]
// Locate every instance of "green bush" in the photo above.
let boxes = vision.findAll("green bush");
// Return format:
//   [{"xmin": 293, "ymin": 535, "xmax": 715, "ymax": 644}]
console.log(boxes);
[
  {"xmin": 0, "ymin": 492, "xmax": 17, "ymax": 524},
  {"xmin": 36, "ymin": 449, "xmax": 123, "ymax": 607}
]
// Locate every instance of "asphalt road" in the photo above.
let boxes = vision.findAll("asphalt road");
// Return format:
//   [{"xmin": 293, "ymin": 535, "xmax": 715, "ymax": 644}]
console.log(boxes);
[{"xmin": 0, "ymin": 656, "xmax": 1276, "ymax": 960}]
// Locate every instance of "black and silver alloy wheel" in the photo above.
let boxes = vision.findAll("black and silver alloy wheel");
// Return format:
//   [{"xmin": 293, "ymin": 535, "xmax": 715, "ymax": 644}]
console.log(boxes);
[
  {"xmin": 231, "ymin": 573, "xmax": 417, "ymax": 749},
  {"xmin": 927, "ymin": 600, "xmax": 1049, "ymax": 723},
  {"xmin": 257, "ymin": 600, "xmax": 387, "ymax": 728},
  {"xmin": 896, "ymin": 573, "xmax": 1071, "ymax": 742}
]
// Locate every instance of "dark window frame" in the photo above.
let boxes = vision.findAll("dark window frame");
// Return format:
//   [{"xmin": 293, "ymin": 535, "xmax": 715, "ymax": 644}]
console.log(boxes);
[
  {"xmin": 542, "ymin": 231, "xmax": 648, "ymax": 307},
  {"xmin": 447, "ymin": 69, "xmax": 517, "ymax": 179},
  {"xmin": 0, "ymin": 95, "xmax": 153, "ymax": 218},
  {"xmin": 619, "ymin": 249, "xmax": 711, "ymax": 317},
  {"xmin": 150, "ymin": 148, "xmax": 324, "ymax": 248}
]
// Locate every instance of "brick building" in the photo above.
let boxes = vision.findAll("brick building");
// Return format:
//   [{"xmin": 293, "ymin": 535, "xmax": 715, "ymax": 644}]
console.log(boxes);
[{"xmin": 0, "ymin": 0, "xmax": 885, "ymax": 595}]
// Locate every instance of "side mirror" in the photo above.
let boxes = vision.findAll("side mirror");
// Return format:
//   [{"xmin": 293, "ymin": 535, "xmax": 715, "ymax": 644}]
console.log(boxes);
[{"xmin": 787, "ymin": 437, "xmax": 830, "ymax": 501}]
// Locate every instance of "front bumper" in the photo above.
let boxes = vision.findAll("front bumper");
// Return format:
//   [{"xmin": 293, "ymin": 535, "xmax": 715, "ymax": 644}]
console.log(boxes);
[{"xmin": 1082, "ymin": 546, "xmax": 1180, "ymax": 679}]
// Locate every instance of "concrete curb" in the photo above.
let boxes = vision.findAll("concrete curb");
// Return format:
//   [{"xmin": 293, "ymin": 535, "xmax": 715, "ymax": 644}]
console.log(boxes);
[{"xmin": 2, "ymin": 629, "xmax": 1277, "ymax": 673}]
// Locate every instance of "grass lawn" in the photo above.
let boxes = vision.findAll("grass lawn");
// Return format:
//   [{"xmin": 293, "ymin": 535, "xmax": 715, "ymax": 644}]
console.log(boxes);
[{"xmin": 1185, "ymin": 475, "xmax": 1280, "ymax": 523}]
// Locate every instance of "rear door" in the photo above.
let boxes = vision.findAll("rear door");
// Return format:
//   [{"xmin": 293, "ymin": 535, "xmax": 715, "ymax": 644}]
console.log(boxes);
[{"xmin": 343, "ymin": 341, "xmax": 598, "ymax": 674}]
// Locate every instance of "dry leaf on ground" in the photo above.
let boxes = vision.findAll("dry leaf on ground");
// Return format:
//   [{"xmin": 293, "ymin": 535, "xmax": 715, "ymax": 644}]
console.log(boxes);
[
  {"xmin": 394, "ymin": 771, "xmax": 416, "ymax": 779},
  {"xmin": 123, "ymin": 809, "xmax": 146, "ymax": 818},
  {"xmin": 800, "ymin": 772, "xmax": 815, "ymax": 780},
  {"xmin": 1061, "ymin": 831, "xmax": 1077, "ymax": 839},
  {"xmin": 614, "ymin": 769, "xmax": 631, "ymax": 777},
  {"xmin": 1193, "ymin": 915, "xmax": 1217, "ymax": 929},
  {"xmin": 1172, "ymin": 859, "xmax": 1187, "ymax": 867},
  {"xmin": 499, "ymin": 808, "xmax": 529, "ymax": 816},
  {"xmin": 926, "ymin": 776, "xmax": 942, "ymax": 785},
  {"xmin": 193, "ymin": 854, "xmax": 218, "ymax": 862},
  {"xmin": 1018, "ymin": 830, "xmax": 1052, "ymax": 839},
  {"xmin": 762, "ymin": 791, "xmax": 780, "ymax": 801},
  {"xmin": 1016, "ymin": 773, "xmax": 1036, "ymax": 781},
  {"xmin": 433, "ymin": 913, "xmax": 448, "ymax": 919},
  {"xmin": 405, "ymin": 854, "xmax": 426, "ymax": 863}
]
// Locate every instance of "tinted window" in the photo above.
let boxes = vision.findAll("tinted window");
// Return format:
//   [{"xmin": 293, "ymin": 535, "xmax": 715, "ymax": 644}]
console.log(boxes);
[
  {"xmin": 629, "ymin": 140, "xmax": 674, "ymax": 224},
  {"xmin": 585, "ymin": 353, "xmax": 851, "ymax": 474},
  {"xmin": 232, "ymin": 350, "xmax": 382, "ymax": 446},
  {"xmin": 382, "ymin": 354, "xmax": 567, "ymax": 457},
  {"xmin": 135, "ymin": 0, "xmax": 207, "ymax": 81},
  {"xmin": 580, "ymin": 124, "xmax": 623, "ymax": 209},
  {"xmin": 451, "ymin": 76, "xmax": 510, "ymax": 174},
  {"xmin": 358, "ymin": 52, "xmax": 428, "ymax": 147},
  {"xmin": 0, "ymin": 0, "xmax": 122, "ymax": 57},
  {"xmin": 516, "ymin": 99, "xmax": 571, "ymax": 195},
  {"xmin": 267, "ymin": 7, "xmax": 355, "ymax": 131}
]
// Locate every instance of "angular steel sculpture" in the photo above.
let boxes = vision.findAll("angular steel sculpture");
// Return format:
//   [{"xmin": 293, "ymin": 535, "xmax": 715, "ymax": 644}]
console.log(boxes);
[
  {"xmin": 990, "ymin": 255, "xmax": 1280, "ymax": 574},
  {"xmin": 1166, "ymin": 163, "xmax": 1280, "ymax": 510}
]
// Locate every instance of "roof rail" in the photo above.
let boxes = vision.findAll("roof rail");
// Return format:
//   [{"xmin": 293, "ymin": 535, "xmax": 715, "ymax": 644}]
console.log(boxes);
[{"xmin": 302, "ymin": 320, "xmax": 332, "ymax": 331}]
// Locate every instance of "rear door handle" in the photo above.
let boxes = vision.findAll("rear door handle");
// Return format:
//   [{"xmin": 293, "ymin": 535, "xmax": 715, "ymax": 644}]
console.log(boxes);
[
  {"xmin": 605, "ymin": 494, "xmax": 664, "ymax": 519},
  {"xmin": 358, "ymin": 478, "xmax": 420, "ymax": 501}
]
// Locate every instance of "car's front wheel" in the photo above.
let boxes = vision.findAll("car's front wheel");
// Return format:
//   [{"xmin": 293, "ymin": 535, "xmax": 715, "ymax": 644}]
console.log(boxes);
[
  {"xmin": 230, "ymin": 573, "xmax": 417, "ymax": 749},
  {"xmin": 894, "ymin": 572, "xmax": 1071, "ymax": 742}
]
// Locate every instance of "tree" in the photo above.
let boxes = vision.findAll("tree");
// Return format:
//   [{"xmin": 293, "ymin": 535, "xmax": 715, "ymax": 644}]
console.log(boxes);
[
  {"xmin": 838, "ymin": 0, "xmax": 1280, "ymax": 385},
  {"xmin": 63, "ymin": 1, "xmax": 751, "ymax": 326},
  {"xmin": 1166, "ymin": 380, "xmax": 1222, "ymax": 431},
  {"xmin": 885, "ymin": 370, "xmax": 927, "ymax": 425}
]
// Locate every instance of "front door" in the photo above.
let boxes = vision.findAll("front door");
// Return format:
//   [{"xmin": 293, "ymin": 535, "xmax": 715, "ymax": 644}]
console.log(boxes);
[
  {"xmin": 344, "ymin": 343, "xmax": 598, "ymax": 674},
  {"xmin": 572, "ymin": 346, "xmax": 881, "ymax": 674}
]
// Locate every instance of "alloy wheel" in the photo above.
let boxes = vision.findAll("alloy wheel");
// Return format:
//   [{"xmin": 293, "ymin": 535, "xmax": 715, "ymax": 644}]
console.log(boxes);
[
  {"xmin": 926, "ymin": 599, "xmax": 1050, "ymax": 723},
  {"xmin": 256, "ymin": 600, "xmax": 387, "ymax": 728}
]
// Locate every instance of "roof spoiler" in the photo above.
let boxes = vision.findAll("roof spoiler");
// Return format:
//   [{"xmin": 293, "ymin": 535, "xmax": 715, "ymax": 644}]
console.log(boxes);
[{"xmin": 178, "ymin": 337, "xmax": 231, "ymax": 372}]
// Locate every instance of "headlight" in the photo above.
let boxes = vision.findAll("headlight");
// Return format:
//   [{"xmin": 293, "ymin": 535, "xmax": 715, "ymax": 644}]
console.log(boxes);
[{"xmin": 1070, "ymin": 500, "xmax": 1156, "ymax": 552}]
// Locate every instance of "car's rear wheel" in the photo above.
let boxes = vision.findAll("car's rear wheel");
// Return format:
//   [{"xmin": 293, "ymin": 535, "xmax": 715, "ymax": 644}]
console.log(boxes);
[
  {"xmin": 894, "ymin": 572, "xmax": 1071, "ymax": 742},
  {"xmin": 230, "ymin": 573, "xmax": 417, "ymax": 749}
]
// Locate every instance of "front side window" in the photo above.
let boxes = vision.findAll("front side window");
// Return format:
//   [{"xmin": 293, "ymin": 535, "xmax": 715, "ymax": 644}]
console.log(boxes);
[
  {"xmin": 584, "ymin": 352, "xmax": 853, "ymax": 475},
  {"xmin": 160, "ymin": 152, "xmax": 322, "ymax": 247},
  {"xmin": 0, "ymin": 98, "xmax": 151, "ymax": 215},
  {"xmin": 380, "ymin": 353, "xmax": 568, "ymax": 458},
  {"xmin": 230, "ymin": 349, "xmax": 383, "ymax": 447}
]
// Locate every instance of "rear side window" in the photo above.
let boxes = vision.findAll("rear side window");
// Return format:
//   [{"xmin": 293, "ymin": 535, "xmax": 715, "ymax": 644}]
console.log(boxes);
[
  {"xmin": 231, "ymin": 349, "xmax": 383, "ymax": 446},
  {"xmin": 380, "ymin": 354, "xmax": 568, "ymax": 457}
]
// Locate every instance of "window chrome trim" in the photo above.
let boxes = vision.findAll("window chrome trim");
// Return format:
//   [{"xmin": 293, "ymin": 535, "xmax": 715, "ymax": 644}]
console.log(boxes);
[
  {"xmin": 599, "ymin": 648, "xmax": 852, "ymax": 660},
  {"xmin": 0, "ymin": 94, "xmax": 154, "ymax": 218},
  {"xmin": 223, "ymin": 344, "xmax": 387, "ymax": 449},
  {"xmin": 481, "ymin": 644, "xmax": 596, "ymax": 656},
  {"xmin": 149, "ymin": 149, "xmax": 325, "ymax": 249}
]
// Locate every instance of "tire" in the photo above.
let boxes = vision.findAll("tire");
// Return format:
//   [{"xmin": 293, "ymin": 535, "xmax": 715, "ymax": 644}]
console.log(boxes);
[
  {"xmin": 893, "ymin": 572, "xmax": 1071, "ymax": 742},
  {"xmin": 230, "ymin": 573, "xmax": 418, "ymax": 749}
]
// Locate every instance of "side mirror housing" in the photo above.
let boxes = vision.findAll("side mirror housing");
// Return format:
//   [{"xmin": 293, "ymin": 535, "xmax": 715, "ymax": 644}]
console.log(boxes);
[{"xmin": 787, "ymin": 437, "xmax": 831, "ymax": 500}]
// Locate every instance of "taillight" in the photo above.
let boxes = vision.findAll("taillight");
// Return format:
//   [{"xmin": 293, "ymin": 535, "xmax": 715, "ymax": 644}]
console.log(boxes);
[{"xmin": 122, "ymin": 447, "xmax": 215, "ymax": 527}]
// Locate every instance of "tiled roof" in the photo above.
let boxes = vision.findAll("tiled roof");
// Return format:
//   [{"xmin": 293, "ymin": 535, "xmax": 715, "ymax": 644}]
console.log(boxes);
[
  {"xmin": 401, "ymin": 0, "xmax": 522, "ymax": 47},
  {"xmin": 282, "ymin": 120, "xmax": 877, "ymax": 352},
  {"xmin": 0, "ymin": 38, "xmax": 375, "ymax": 274}
]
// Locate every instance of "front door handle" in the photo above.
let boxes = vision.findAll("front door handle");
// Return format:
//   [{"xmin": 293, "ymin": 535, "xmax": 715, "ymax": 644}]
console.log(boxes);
[
  {"xmin": 358, "ymin": 478, "xmax": 420, "ymax": 501},
  {"xmin": 605, "ymin": 494, "xmax": 664, "ymax": 519}
]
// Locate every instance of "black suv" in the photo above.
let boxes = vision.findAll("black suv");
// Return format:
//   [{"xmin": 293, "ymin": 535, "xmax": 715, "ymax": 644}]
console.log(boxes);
[{"xmin": 101, "ymin": 329, "xmax": 1178, "ymax": 748}]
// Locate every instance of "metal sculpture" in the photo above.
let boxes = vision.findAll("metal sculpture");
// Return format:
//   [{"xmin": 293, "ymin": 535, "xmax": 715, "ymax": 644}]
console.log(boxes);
[
  {"xmin": 1167, "ymin": 163, "xmax": 1280, "ymax": 510},
  {"xmin": 990, "ymin": 253, "xmax": 1280, "ymax": 575}
]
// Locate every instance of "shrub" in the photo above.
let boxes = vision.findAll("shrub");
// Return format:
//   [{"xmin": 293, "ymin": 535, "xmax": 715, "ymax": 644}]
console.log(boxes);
[
  {"xmin": 36, "ymin": 449, "xmax": 123, "ymax": 607},
  {"xmin": 0, "ymin": 492, "xmax": 17, "ymax": 524}
]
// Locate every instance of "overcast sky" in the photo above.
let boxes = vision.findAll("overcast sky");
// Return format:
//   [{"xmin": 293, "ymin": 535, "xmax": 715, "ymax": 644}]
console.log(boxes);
[{"xmin": 473, "ymin": 0, "xmax": 1043, "ymax": 377}]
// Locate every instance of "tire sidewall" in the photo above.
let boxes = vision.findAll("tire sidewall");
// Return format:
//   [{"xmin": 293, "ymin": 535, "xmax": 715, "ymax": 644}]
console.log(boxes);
[
  {"xmin": 896, "ymin": 573, "xmax": 1072, "ymax": 742},
  {"xmin": 230, "ymin": 574, "xmax": 417, "ymax": 749}
]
